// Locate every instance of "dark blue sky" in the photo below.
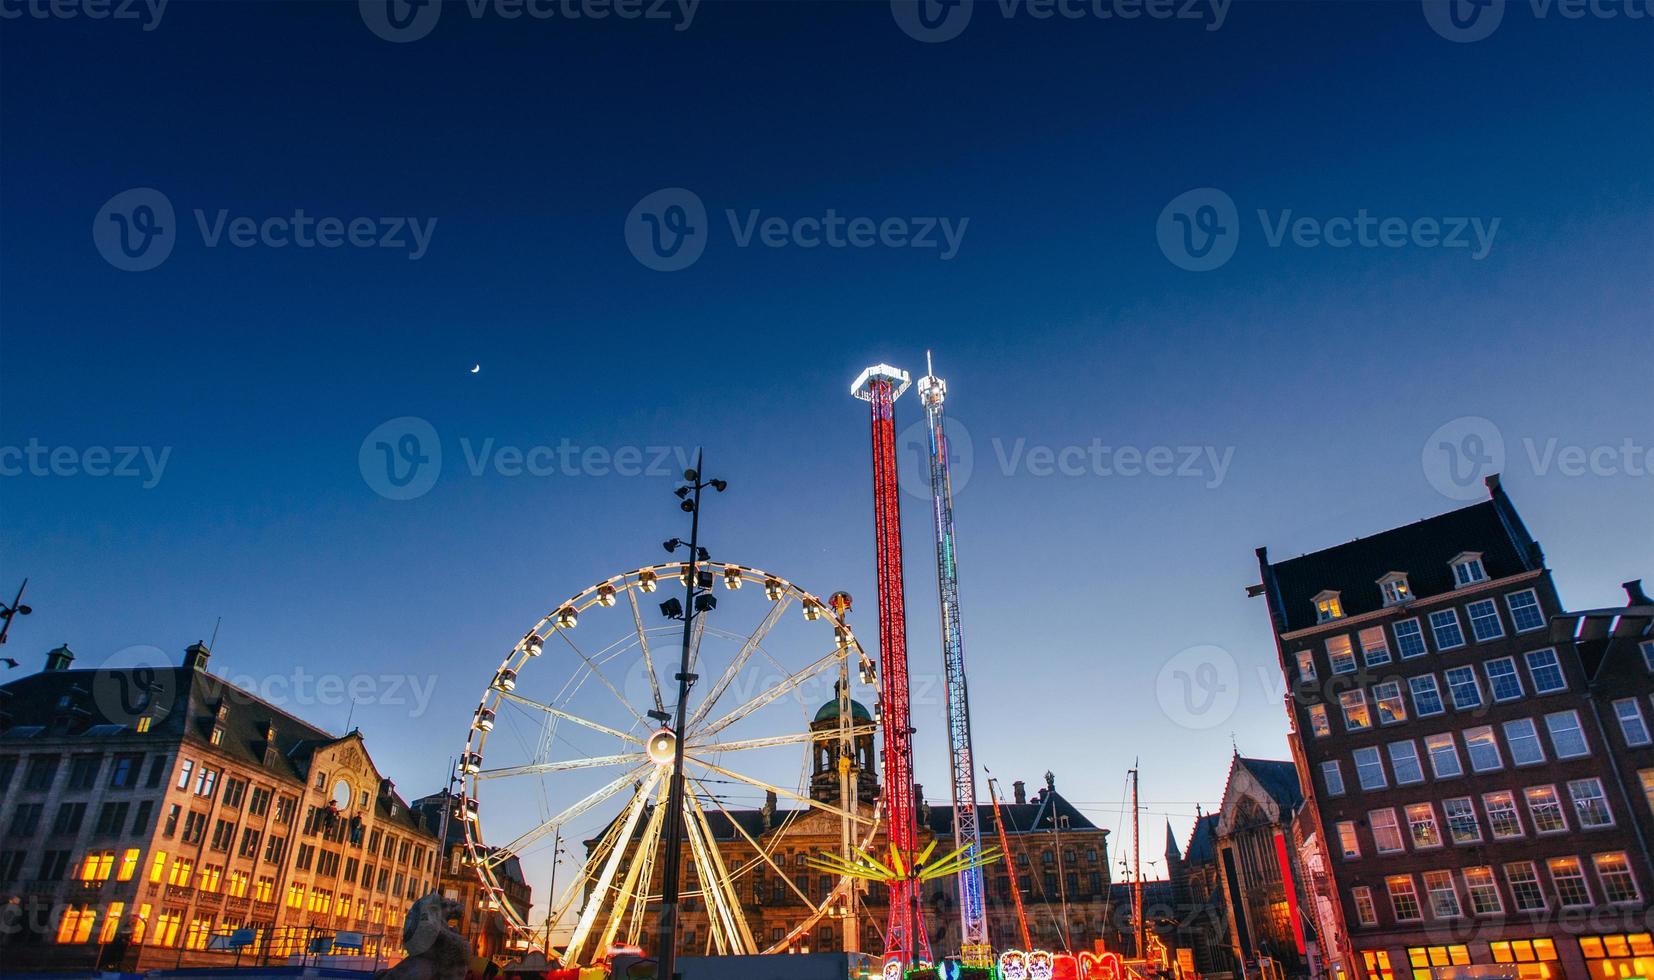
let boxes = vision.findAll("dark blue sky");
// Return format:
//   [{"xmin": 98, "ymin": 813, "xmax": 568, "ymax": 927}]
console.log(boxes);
[{"xmin": 3, "ymin": 0, "xmax": 1651, "ymax": 897}]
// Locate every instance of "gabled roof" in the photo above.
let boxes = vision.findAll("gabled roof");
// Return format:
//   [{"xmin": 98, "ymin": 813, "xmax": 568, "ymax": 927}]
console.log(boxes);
[
  {"xmin": 1259, "ymin": 479, "xmax": 1543, "ymax": 634},
  {"xmin": 1184, "ymin": 813, "xmax": 1220, "ymax": 865},
  {"xmin": 1234, "ymin": 757, "xmax": 1303, "ymax": 813}
]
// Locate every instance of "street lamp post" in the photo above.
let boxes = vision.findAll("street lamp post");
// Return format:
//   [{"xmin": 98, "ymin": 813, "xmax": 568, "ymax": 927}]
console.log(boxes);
[{"xmin": 654, "ymin": 451, "xmax": 725, "ymax": 980}]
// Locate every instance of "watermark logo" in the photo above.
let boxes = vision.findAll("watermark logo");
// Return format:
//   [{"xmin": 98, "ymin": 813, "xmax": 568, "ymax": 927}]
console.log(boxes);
[
  {"xmin": 1423, "ymin": 0, "xmax": 1507, "ymax": 40},
  {"xmin": 1423, "ymin": 416, "xmax": 1650, "ymax": 498},
  {"xmin": 0, "ymin": 0, "xmax": 168, "ymax": 30},
  {"xmin": 891, "ymin": 0, "xmax": 975, "ymax": 42},
  {"xmin": 0, "ymin": 439, "xmax": 171, "ymax": 488},
  {"xmin": 359, "ymin": 0, "xmax": 442, "ymax": 42},
  {"xmin": 1157, "ymin": 187, "xmax": 1238, "ymax": 272},
  {"xmin": 361, "ymin": 0, "xmax": 699, "ymax": 42},
  {"xmin": 625, "ymin": 187, "xmax": 709, "ymax": 272},
  {"xmin": 1422, "ymin": 416, "xmax": 1505, "ymax": 500},
  {"xmin": 896, "ymin": 414, "xmax": 975, "ymax": 499},
  {"xmin": 1155, "ymin": 644, "xmax": 1239, "ymax": 730},
  {"xmin": 93, "ymin": 188, "xmax": 176, "ymax": 272},
  {"xmin": 90, "ymin": 645, "xmax": 181, "ymax": 725},
  {"xmin": 93, "ymin": 189, "xmax": 437, "ymax": 271},
  {"xmin": 1158, "ymin": 187, "xmax": 1501, "ymax": 271},
  {"xmin": 360, "ymin": 416, "xmax": 442, "ymax": 500},
  {"xmin": 625, "ymin": 187, "xmax": 970, "ymax": 271}
]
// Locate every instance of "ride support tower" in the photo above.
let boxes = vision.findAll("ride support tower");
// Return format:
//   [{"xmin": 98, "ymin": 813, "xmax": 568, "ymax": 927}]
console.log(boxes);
[
  {"xmin": 918, "ymin": 352, "xmax": 990, "ymax": 967},
  {"xmin": 850, "ymin": 364, "xmax": 931, "ymax": 970}
]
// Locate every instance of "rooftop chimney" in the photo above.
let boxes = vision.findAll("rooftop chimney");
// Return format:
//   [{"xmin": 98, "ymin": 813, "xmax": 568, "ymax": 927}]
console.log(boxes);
[
  {"xmin": 1013, "ymin": 780, "xmax": 1026, "ymax": 806},
  {"xmin": 44, "ymin": 644, "xmax": 75, "ymax": 672},
  {"xmin": 1625, "ymin": 580, "xmax": 1652, "ymax": 607},
  {"xmin": 184, "ymin": 641, "xmax": 211, "ymax": 672}
]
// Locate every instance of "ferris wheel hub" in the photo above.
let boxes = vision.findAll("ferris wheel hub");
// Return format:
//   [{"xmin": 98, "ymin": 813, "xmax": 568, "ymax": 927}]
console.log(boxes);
[{"xmin": 646, "ymin": 727, "xmax": 678, "ymax": 766}]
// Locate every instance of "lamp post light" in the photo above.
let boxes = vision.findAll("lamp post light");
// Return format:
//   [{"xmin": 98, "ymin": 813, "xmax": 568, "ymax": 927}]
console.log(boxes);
[{"xmin": 654, "ymin": 450, "xmax": 725, "ymax": 980}]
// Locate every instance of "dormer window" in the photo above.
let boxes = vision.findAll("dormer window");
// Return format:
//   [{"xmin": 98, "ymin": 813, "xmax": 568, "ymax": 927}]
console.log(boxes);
[
  {"xmin": 211, "ymin": 727, "xmax": 224, "ymax": 746},
  {"xmin": 136, "ymin": 716, "xmax": 152, "ymax": 733},
  {"xmin": 1313, "ymin": 590, "xmax": 1345, "ymax": 623},
  {"xmin": 1450, "ymin": 552, "xmax": 1487, "ymax": 587},
  {"xmin": 1378, "ymin": 572, "xmax": 1412, "ymax": 606}
]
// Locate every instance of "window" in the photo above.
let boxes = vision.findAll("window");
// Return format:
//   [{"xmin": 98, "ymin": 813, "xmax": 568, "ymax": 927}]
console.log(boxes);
[
  {"xmin": 1327, "ymin": 635, "xmax": 1356, "ymax": 674},
  {"xmin": 1386, "ymin": 875, "xmax": 1423, "ymax": 922},
  {"xmin": 1352, "ymin": 886, "xmax": 1378, "ymax": 925},
  {"xmin": 1425, "ymin": 733, "xmax": 1462, "ymax": 778},
  {"xmin": 1409, "ymin": 675, "xmax": 1445, "ymax": 716},
  {"xmin": 1370, "ymin": 809, "xmax": 1405, "ymax": 853},
  {"xmin": 176, "ymin": 759, "xmax": 193, "ymax": 791},
  {"xmin": 80, "ymin": 851, "xmax": 115, "ymax": 881},
  {"xmin": 1464, "ymin": 726, "xmax": 1503, "ymax": 772},
  {"xmin": 1644, "ymin": 639, "xmax": 1654, "ymax": 672},
  {"xmin": 1484, "ymin": 792, "xmax": 1523, "ymax": 839},
  {"xmin": 1467, "ymin": 599, "xmax": 1504, "ymax": 641},
  {"xmin": 1308, "ymin": 704, "xmax": 1331, "ymax": 738},
  {"xmin": 1315, "ymin": 591, "xmax": 1345, "ymax": 623},
  {"xmin": 55, "ymin": 905, "xmax": 97, "ymax": 944},
  {"xmin": 1491, "ymin": 939, "xmax": 1560, "ymax": 965},
  {"xmin": 109, "ymin": 754, "xmax": 140, "ymax": 789},
  {"xmin": 1506, "ymin": 590, "xmax": 1545, "ymax": 632},
  {"xmin": 1463, "ymin": 867, "xmax": 1502, "ymax": 915},
  {"xmin": 1360, "ymin": 627, "xmax": 1391, "ymax": 667},
  {"xmin": 67, "ymin": 755, "xmax": 100, "ymax": 790},
  {"xmin": 1545, "ymin": 710, "xmax": 1589, "ymax": 758},
  {"xmin": 117, "ymin": 849, "xmax": 139, "ymax": 881},
  {"xmin": 1443, "ymin": 798, "xmax": 1481, "ymax": 844},
  {"xmin": 1451, "ymin": 553, "xmax": 1487, "ymax": 586},
  {"xmin": 1379, "ymin": 573, "xmax": 1412, "ymax": 606},
  {"xmin": 1373, "ymin": 682, "xmax": 1407, "ymax": 724},
  {"xmin": 1485, "ymin": 657, "xmax": 1523, "ymax": 702},
  {"xmin": 1525, "ymin": 649, "xmax": 1567, "ymax": 693},
  {"xmin": 1524, "ymin": 786, "xmax": 1567, "ymax": 834},
  {"xmin": 1423, "ymin": 870, "xmax": 1462, "ymax": 918},
  {"xmin": 9, "ymin": 803, "xmax": 43, "ymax": 836},
  {"xmin": 1394, "ymin": 619, "xmax": 1428, "ymax": 658},
  {"xmin": 1406, "ymin": 803, "xmax": 1442, "ymax": 849},
  {"xmin": 1295, "ymin": 649, "xmax": 1317, "ymax": 682},
  {"xmin": 1408, "ymin": 946, "xmax": 1471, "ymax": 974},
  {"xmin": 1363, "ymin": 951, "xmax": 1393, "ymax": 980},
  {"xmin": 1614, "ymin": 698, "xmax": 1651, "ymax": 746},
  {"xmin": 1569, "ymin": 778, "xmax": 1613, "ymax": 829},
  {"xmin": 166, "ymin": 857, "xmax": 193, "ymax": 887},
  {"xmin": 1340, "ymin": 690, "xmax": 1372, "ymax": 731},
  {"xmin": 1445, "ymin": 666, "xmax": 1482, "ymax": 710},
  {"xmin": 1388, "ymin": 741, "xmax": 1424, "ymax": 785},
  {"xmin": 1336, "ymin": 821, "xmax": 1361, "ymax": 860},
  {"xmin": 1354, "ymin": 747, "xmax": 1387, "ymax": 790},
  {"xmin": 1503, "ymin": 717, "xmax": 1545, "ymax": 766},
  {"xmin": 1593, "ymin": 852, "xmax": 1642, "ymax": 903},
  {"xmin": 1504, "ymin": 862, "xmax": 1545, "ymax": 911},
  {"xmin": 148, "ymin": 851, "xmax": 167, "ymax": 883},
  {"xmin": 1548, "ymin": 857, "xmax": 1592, "ymax": 907},
  {"xmin": 1321, "ymin": 760, "xmax": 1345, "ymax": 796},
  {"xmin": 1430, "ymin": 609, "xmax": 1466, "ymax": 650}
]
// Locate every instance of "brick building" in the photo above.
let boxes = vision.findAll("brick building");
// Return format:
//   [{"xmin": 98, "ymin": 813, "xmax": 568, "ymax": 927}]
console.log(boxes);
[
  {"xmin": 0, "ymin": 641, "xmax": 442, "ymax": 971},
  {"xmin": 1253, "ymin": 475, "xmax": 1653, "ymax": 980},
  {"xmin": 411, "ymin": 787, "xmax": 534, "ymax": 961}
]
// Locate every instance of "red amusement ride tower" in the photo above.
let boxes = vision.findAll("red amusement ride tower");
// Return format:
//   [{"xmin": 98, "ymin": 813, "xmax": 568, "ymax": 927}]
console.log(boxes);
[{"xmin": 851, "ymin": 364, "xmax": 931, "ymax": 974}]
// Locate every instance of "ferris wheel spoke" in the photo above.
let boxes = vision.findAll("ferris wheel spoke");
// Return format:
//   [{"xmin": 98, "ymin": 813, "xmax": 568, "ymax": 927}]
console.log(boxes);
[
  {"xmin": 485, "ymin": 763, "xmax": 652, "ymax": 866},
  {"xmin": 686, "ymin": 596, "xmax": 789, "ymax": 732},
  {"xmin": 558, "ymin": 630, "xmax": 648, "ymax": 729},
  {"xmin": 688, "ymin": 756, "xmax": 875, "ymax": 828},
  {"xmin": 598, "ymin": 778, "xmax": 669, "ymax": 953},
  {"xmin": 691, "ymin": 775, "xmax": 816, "ymax": 907},
  {"xmin": 565, "ymin": 767, "xmax": 664, "ymax": 963},
  {"xmin": 695, "ymin": 646, "xmax": 842, "ymax": 741},
  {"xmin": 691, "ymin": 727, "xmax": 875, "ymax": 755},
  {"xmin": 682, "ymin": 791, "xmax": 753, "ymax": 954},
  {"xmin": 625, "ymin": 587, "xmax": 667, "ymax": 715},
  {"xmin": 496, "ymin": 690, "xmax": 644, "ymax": 747},
  {"xmin": 475, "ymin": 751, "xmax": 648, "ymax": 781}
]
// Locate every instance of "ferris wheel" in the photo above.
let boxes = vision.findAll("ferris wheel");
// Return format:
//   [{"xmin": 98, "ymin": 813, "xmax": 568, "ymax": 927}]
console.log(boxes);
[{"xmin": 459, "ymin": 561, "xmax": 885, "ymax": 965}]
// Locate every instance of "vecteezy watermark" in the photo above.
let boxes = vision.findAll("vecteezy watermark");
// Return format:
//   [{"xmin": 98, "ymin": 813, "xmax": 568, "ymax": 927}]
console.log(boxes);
[
  {"xmin": 0, "ymin": 439, "xmax": 171, "ymax": 488},
  {"xmin": 1155, "ymin": 644, "xmax": 1240, "ymax": 730},
  {"xmin": 894, "ymin": 414, "xmax": 1234, "ymax": 497},
  {"xmin": 1422, "ymin": 415, "xmax": 1651, "ymax": 500},
  {"xmin": 1157, "ymin": 187, "xmax": 1500, "ymax": 271},
  {"xmin": 624, "ymin": 187, "xmax": 970, "ymax": 271},
  {"xmin": 890, "ymin": 0, "xmax": 1229, "ymax": 43},
  {"xmin": 0, "ymin": 0, "xmax": 167, "ymax": 30},
  {"xmin": 359, "ymin": 416, "xmax": 704, "ymax": 500},
  {"xmin": 93, "ymin": 188, "xmax": 437, "ymax": 272},
  {"xmin": 1422, "ymin": 0, "xmax": 1650, "ymax": 43},
  {"xmin": 359, "ymin": 0, "xmax": 698, "ymax": 43}
]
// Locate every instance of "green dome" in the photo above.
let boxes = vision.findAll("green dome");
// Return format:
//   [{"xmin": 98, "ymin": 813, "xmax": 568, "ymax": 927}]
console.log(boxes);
[{"xmin": 813, "ymin": 699, "xmax": 872, "ymax": 723}]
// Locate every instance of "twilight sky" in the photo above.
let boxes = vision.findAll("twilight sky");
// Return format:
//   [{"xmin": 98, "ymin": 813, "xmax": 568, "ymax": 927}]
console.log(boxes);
[{"xmin": 2, "ymin": 0, "xmax": 1650, "ymax": 908}]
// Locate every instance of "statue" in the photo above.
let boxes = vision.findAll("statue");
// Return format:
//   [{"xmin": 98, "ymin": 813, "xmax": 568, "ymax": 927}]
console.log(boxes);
[{"xmin": 378, "ymin": 891, "xmax": 484, "ymax": 980}]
